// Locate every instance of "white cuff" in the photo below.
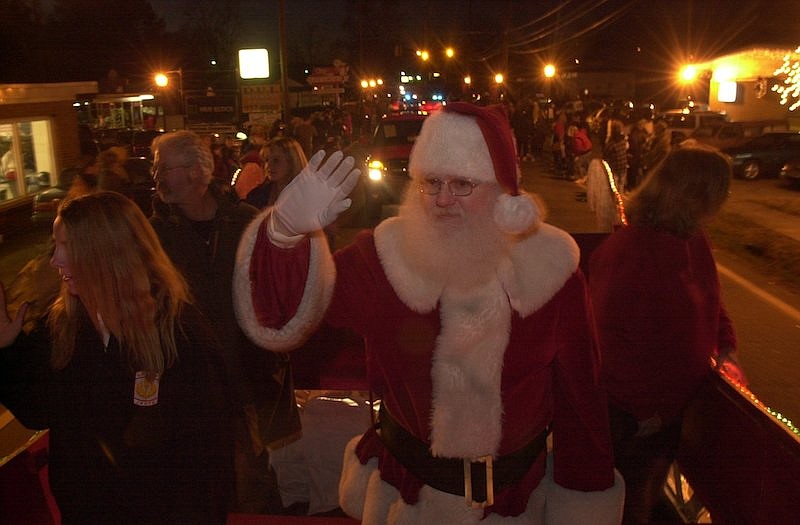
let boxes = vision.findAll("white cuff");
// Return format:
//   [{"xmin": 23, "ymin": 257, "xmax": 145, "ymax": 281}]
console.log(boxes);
[{"xmin": 267, "ymin": 211, "xmax": 306, "ymax": 248}]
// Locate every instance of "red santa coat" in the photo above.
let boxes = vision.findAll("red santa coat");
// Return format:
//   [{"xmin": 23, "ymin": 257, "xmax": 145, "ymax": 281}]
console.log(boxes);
[{"xmin": 234, "ymin": 212, "xmax": 622, "ymax": 524}]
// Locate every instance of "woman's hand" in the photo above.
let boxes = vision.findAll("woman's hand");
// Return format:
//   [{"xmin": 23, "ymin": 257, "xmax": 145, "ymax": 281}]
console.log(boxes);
[
  {"xmin": 714, "ymin": 349, "xmax": 748, "ymax": 386},
  {"xmin": 0, "ymin": 283, "xmax": 27, "ymax": 348}
]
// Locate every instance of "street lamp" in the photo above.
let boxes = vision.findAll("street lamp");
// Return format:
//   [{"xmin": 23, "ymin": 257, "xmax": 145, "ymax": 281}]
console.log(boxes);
[
  {"xmin": 544, "ymin": 64, "xmax": 556, "ymax": 99},
  {"xmin": 153, "ymin": 68, "xmax": 184, "ymax": 130}
]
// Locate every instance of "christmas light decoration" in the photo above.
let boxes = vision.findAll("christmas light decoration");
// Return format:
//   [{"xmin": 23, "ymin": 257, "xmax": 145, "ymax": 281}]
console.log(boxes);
[{"xmin": 772, "ymin": 46, "xmax": 800, "ymax": 111}]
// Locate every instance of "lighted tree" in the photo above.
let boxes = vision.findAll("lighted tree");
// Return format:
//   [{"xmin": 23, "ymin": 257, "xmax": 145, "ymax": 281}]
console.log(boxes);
[{"xmin": 772, "ymin": 46, "xmax": 800, "ymax": 111}]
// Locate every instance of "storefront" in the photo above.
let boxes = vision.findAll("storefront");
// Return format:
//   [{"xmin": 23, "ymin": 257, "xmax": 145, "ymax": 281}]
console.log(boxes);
[{"xmin": 0, "ymin": 81, "xmax": 97, "ymax": 236}]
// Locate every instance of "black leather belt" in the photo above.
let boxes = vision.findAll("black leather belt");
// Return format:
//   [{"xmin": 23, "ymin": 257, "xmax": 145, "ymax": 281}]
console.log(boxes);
[{"xmin": 377, "ymin": 403, "xmax": 547, "ymax": 508}]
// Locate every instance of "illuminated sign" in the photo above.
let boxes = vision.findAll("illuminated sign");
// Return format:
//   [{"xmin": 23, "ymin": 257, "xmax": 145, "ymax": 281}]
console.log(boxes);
[
  {"xmin": 718, "ymin": 81, "xmax": 738, "ymax": 103},
  {"xmin": 239, "ymin": 49, "xmax": 269, "ymax": 79}
]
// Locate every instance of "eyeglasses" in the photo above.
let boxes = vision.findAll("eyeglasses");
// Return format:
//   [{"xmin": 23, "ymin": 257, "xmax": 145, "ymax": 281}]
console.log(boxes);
[
  {"xmin": 150, "ymin": 164, "xmax": 193, "ymax": 178},
  {"xmin": 418, "ymin": 177, "xmax": 480, "ymax": 197}
]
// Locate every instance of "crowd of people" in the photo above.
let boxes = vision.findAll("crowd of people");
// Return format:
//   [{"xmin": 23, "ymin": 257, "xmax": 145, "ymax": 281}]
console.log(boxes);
[{"xmin": 1, "ymin": 98, "xmax": 746, "ymax": 524}]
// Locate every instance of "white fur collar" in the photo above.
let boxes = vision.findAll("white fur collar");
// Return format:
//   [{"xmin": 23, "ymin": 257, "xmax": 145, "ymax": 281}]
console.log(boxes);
[
  {"xmin": 374, "ymin": 218, "xmax": 579, "ymax": 456},
  {"xmin": 374, "ymin": 217, "xmax": 579, "ymax": 319}
]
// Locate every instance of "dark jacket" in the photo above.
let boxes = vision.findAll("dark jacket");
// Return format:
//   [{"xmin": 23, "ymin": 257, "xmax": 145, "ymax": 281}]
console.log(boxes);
[
  {"xmin": 0, "ymin": 305, "xmax": 233, "ymax": 525},
  {"xmin": 149, "ymin": 183, "xmax": 300, "ymax": 445}
]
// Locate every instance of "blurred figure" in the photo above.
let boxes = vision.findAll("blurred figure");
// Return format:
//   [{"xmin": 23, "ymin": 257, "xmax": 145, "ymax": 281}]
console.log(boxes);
[
  {"xmin": 603, "ymin": 120, "xmax": 629, "ymax": 192},
  {"xmin": 626, "ymin": 118, "xmax": 651, "ymax": 191},
  {"xmin": 589, "ymin": 143, "xmax": 745, "ymax": 524},
  {"xmin": 292, "ymin": 114, "xmax": 318, "ymax": 159},
  {"xmin": 269, "ymin": 119, "xmax": 288, "ymax": 139},
  {"xmin": 567, "ymin": 117, "xmax": 593, "ymax": 181},
  {"xmin": 246, "ymin": 137, "xmax": 307, "ymax": 210},
  {"xmin": 236, "ymin": 123, "xmax": 268, "ymax": 200},
  {"xmin": 212, "ymin": 139, "xmax": 240, "ymax": 186},
  {"xmin": 0, "ymin": 191, "xmax": 233, "ymax": 524},
  {"xmin": 551, "ymin": 111, "xmax": 568, "ymax": 176},
  {"xmin": 149, "ymin": 130, "xmax": 299, "ymax": 514},
  {"xmin": 96, "ymin": 146, "xmax": 130, "ymax": 193},
  {"xmin": 511, "ymin": 101, "xmax": 536, "ymax": 162},
  {"xmin": 641, "ymin": 119, "xmax": 671, "ymax": 180}
]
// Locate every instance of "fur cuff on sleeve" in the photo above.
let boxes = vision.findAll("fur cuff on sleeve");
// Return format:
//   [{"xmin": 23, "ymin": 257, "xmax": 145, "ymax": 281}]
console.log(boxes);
[{"xmin": 233, "ymin": 208, "xmax": 336, "ymax": 351}]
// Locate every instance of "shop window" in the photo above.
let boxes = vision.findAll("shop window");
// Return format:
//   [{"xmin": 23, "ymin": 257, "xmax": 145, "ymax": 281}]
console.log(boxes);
[{"xmin": 0, "ymin": 119, "xmax": 55, "ymax": 202}]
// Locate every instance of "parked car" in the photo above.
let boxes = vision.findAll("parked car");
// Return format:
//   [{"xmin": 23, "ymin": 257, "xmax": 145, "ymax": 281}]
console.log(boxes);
[
  {"xmin": 689, "ymin": 120, "xmax": 788, "ymax": 150},
  {"xmin": 657, "ymin": 109, "xmax": 728, "ymax": 145},
  {"xmin": 31, "ymin": 167, "xmax": 80, "ymax": 224},
  {"xmin": 723, "ymin": 131, "xmax": 800, "ymax": 180},
  {"xmin": 779, "ymin": 158, "xmax": 800, "ymax": 188},
  {"xmin": 362, "ymin": 112, "xmax": 428, "ymax": 219}
]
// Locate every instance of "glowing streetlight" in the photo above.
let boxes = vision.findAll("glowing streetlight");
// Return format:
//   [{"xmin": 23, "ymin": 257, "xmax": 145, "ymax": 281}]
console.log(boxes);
[
  {"xmin": 544, "ymin": 64, "xmax": 556, "ymax": 78},
  {"xmin": 494, "ymin": 73, "xmax": 504, "ymax": 84},
  {"xmin": 153, "ymin": 68, "xmax": 185, "ymax": 127},
  {"xmin": 445, "ymin": 47, "xmax": 455, "ymax": 58},
  {"xmin": 464, "ymin": 75, "xmax": 472, "ymax": 85},
  {"xmin": 680, "ymin": 64, "xmax": 698, "ymax": 82}
]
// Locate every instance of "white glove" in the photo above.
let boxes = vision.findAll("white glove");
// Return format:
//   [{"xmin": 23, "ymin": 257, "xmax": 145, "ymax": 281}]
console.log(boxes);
[{"xmin": 268, "ymin": 150, "xmax": 360, "ymax": 245}]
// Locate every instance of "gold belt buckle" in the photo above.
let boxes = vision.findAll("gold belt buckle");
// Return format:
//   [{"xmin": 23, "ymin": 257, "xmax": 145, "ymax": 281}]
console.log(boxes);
[{"xmin": 463, "ymin": 454, "xmax": 494, "ymax": 508}]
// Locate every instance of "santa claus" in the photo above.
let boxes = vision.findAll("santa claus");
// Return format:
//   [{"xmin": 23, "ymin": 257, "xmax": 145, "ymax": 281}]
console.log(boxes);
[{"xmin": 233, "ymin": 102, "xmax": 624, "ymax": 524}]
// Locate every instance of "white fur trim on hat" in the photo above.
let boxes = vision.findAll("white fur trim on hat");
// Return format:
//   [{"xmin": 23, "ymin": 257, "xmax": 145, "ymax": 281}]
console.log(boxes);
[
  {"xmin": 494, "ymin": 193, "xmax": 541, "ymax": 234},
  {"xmin": 408, "ymin": 110, "xmax": 494, "ymax": 183}
]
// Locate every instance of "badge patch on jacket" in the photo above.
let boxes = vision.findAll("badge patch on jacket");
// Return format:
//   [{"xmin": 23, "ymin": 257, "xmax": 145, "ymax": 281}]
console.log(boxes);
[{"xmin": 134, "ymin": 372, "xmax": 160, "ymax": 406}]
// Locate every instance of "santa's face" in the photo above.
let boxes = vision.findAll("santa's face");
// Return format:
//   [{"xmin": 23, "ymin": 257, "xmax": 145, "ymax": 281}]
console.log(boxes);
[
  {"xmin": 418, "ymin": 176, "xmax": 500, "ymax": 229},
  {"xmin": 399, "ymin": 177, "xmax": 508, "ymax": 288}
]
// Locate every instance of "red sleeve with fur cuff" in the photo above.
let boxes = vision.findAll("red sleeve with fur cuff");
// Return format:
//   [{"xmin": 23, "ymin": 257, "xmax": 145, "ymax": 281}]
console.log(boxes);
[{"xmin": 249, "ymin": 219, "xmax": 311, "ymax": 328}]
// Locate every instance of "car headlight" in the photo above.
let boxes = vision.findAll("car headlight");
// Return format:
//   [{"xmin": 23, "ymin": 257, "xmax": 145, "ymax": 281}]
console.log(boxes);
[{"xmin": 367, "ymin": 160, "xmax": 385, "ymax": 182}]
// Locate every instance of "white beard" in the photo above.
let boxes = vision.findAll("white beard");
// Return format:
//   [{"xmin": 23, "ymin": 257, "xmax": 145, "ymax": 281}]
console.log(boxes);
[{"xmin": 394, "ymin": 191, "xmax": 510, "ymax": 292}]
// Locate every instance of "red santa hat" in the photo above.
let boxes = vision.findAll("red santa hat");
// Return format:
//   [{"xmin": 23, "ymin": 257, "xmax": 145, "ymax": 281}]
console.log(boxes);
[{"xmin": 408, "ymin": 102, "xmax": 541, "ymax": 233}]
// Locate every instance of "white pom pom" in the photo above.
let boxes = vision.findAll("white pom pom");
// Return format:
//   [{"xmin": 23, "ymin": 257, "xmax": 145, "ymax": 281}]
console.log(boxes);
[{"xmin": 493, "ymin": 193, "xmax": 540, "ymax": 234}]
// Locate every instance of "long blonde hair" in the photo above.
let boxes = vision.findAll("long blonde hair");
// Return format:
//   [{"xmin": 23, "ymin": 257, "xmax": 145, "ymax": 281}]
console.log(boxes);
[
  {"xmin": 264, "ymin": 137, "xmax": 308, "ymax": 206},
  {"xmin": 48, "ymin": 191, "xmax": 191, "ymax": 374}
]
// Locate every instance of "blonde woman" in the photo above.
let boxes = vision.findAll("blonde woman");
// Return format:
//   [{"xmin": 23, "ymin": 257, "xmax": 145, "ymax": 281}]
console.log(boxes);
[
  {"xmin": 0, "ymin": 191, "xmax": 233, "ymax": 524},
  {"xmin": 245, "ymin": 136, "xmax": 308, "ymax": 209}
]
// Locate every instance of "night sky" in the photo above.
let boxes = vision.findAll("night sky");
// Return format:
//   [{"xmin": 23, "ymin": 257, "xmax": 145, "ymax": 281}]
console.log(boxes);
[{"xmin": 147, "ymin": 0, "xmax": 800, "ymax": 62}]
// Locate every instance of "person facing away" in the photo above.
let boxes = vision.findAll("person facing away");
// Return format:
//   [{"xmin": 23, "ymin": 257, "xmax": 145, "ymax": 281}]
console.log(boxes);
[
  {"xmin": 246, "ymin": 136, "xmax": 308, "ymax": 210},
  {"xmin": 588, "ymin": 143, "xmax": 746, "ymax": 524},
  {"xmin": 149, "ymin": 130, "xmax": 300, "ymax": 514},
  {"xmin": 551, "ymin": 110, "xmax": 568, "ymax": 176},
  {"xmin": 626, "ymin": 118, "xmax": 652, "ymax": 191},
  {"xmin": 235, "ymin": 123, "xmax": 269, "ymax": 200},
  {"xmin": 603, "ymin": 119, "xmax": 629, "ymax": 192},
  {"xmin": 641, "ymin": 119, "xmax": 671, "ymax": 178},
  {"xmin": 0, "ymin": 191, "xmax": 233, "ymax": 525},
  {"xmin": 232, "ymin": 102, "xmax": 624, "ymax": 524}
]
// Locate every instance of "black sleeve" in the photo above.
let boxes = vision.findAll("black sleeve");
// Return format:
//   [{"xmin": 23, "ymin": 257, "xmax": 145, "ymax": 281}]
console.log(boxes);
[{"xmin": 0, "ymin": 322, "xmax": 53, "ymax": 430}]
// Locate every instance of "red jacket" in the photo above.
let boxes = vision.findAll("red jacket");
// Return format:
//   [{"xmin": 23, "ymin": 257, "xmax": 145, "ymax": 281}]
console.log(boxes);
[{"xmin": 588, "ymin": 225, "xmax": 736, "ymax": 423}]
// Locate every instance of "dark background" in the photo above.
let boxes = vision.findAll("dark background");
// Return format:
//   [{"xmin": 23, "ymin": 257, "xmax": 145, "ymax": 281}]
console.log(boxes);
[{"xmin": 4, "ymin": 1, "xmax": 798, "ymax": 106}]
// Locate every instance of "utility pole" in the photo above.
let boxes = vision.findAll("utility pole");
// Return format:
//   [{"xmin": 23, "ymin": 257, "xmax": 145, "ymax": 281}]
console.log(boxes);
[{"xmin": 278, "ymin": 0, "xmax": 291, "ymax": 121}]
